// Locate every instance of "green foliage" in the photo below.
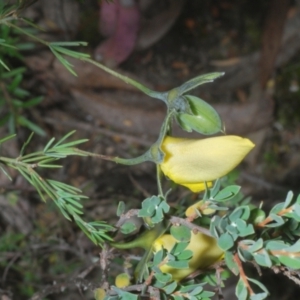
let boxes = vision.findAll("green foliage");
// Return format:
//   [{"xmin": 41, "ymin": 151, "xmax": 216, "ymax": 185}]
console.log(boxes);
[
  {"xmin": 0, "ymin": 131, "xmax": 113, "ymax": 246},
  {"xmin": 1, "ymin": 2, "xmax": 300, "ymax": 299},
  {"xmin": 138, "ymin": 195, "xmax": 170, "ymax": 224},
  {"xmin": 0, "ymin": 9, "xmax": 44, "ymax": 134}
]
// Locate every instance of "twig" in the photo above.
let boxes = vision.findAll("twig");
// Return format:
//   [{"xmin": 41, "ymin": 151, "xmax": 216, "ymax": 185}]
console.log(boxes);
[
  {"xmin": 170, "ymin": 216, "xmax": 212, "ymax": 237},
  {"xmin": 256, "ymin": 206, "xmax": 293, "ymax": 228},
  {"xmin": 271, "ymin": 266, "xmax": 300, "ymax": 286},
  {"xmin": 115, "ymin": 209, "xmax": 140, "ymax": 228},
  {"xmin": 100, "ymin": 244, "xmax": 114, "ymax": 288},
  {"xmin": 233, "ymin": 253, "xmax": 254, "ymax": 296}
]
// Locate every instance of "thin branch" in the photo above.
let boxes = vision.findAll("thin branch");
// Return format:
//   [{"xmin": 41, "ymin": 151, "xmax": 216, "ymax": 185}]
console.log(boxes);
[
  {"xmin": 256, "ymin": 206, "xmax": 293, "ymax": 228},
  {"xmin": 233, "ymin": 253, "xmax": 254, "ymax": 296},
  {"xmin": 170, "ymin": 216, "xmax": 212, "ymax": 237}
]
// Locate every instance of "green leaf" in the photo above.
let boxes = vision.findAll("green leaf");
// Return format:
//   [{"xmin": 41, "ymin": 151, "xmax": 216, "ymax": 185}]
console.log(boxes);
[
  {"xmin": 117, "ymin": 201, "xmax": 125, "ymax": 216},
  {"xmin": 296, "ymin": 194, "xmax": 300, "ymax": 205},
  {"xmin": 226, "ymin": 224, "xmax": 238, "ymax": 236},
  {"xmin": 163, "ymin": 281, "xmax": 177, "ymax": 294},
  {"xmin": 270, "ymin": 202, "xmax": 285, "ymax": 215},
  {"xmin": 0, "ymin": 165, "xmax": 12, "ymax": 181},
  {"xmin": 171, "ymin": 242, "xmax": 189, "ymax": 255},
  {"xmin": 209, "ymin": 179, "xmax": 221, "ymax": 199},
  {"xmin": 8, "ymin": 72, "xmax": 23, "ymax": 92},
  {"xmin": 247, "ymin": 278, "xmax": 269, "ymax": 297},
  {"xmin": 17, "ymin": 116, "xmax": 46, "ymax": 136},
  {"xmin": 284, "ymin": 191, "xmax": 294, "ymax": 208},
  {"xmin": 290, "ymin": 204, "xmax": 300, "ymax": 221},
  {"xmin": 248, "ymin": 239, "xmax": 264, "ymax": 253},
  {"xmin": 167, "ymin": 260, "xmax": 189, "ymax": 269},
  {"xmin": 180, "ymin": 284, "xmax": 202, "ymax": 293},
  {"xmin": 0, "ymin": 134, "xmax": 16, "ymax": 145},
  {"xmin": 266, "ymin": 240, "xmax": 286, "ymax": 251},
  {"xmin": 253, "ymin": 249, "xmax": 272, "ymax": 268},
  {"xmin": 189, "ymin": 286, "xmax": 204, "ymax": 296},
  {"xmin": 172, "ymin": 296, "xmax": 184, "ymax": 300},
  {"xmin": 50, "ymin": 44, "xmax": 90, "ymax": 59},
  {"xmin": 235, "ymin": 278, "xmax": 248, "ymax": 300},
  {"xmin": 138, "ymin": 196, "xmax": 160, "ymax": 217},
  {"xmin": 120, "ymin": 222, "xmax": 137, "ymax": 234},
  {"xmin": 224, "ymin": 252, "xmax": 239, "ymax": 275},
  {"xmin": 1, "ymin": 67, "xmax": 26, "ymax": 79},
  {"xmin": 178, "ymin": 72, "xmax": 225, "ymax": 95},
  {"xmin": 278, "ymin": 255, "xmax": 300, "ymax": 269},
  {"xmin": 22, "ymin": 96, "xmax": 43, "ymax": 108},
  {"xmin": 284, "ymin": 240, "xmax": 300, "ymax": 252},
  {"xmin": 236, "ymin": 219, "xmax": 255, "ymax": 237},
  {"xmin": 170, "ymin": 225, "xmax": 191, "ymax": 243},
  {"xmin": 218, "ymin": 232, "xmax": 234, "ymax": 251},
  {"xmin": 265, "ymin": 214, "xmax": 284, "ymax": 228},
  {"xmin": 50, "ymin": 41, "xmax": 88, "ymax": 47},
  {"xmin": 229, "ymin": 206, "xmax": 250, "ymax": 222},
  {"xmin": 250, "ymin": 294, "xmax": 269, "ymax": 300},
  {"xmin": 153, "ymin": 249, "xmax": 164, "ymax": 266},
  {"xmin": 177, "ymin": 250, "xmax": 193, "ymax": 261},
  {"xmin": 155, "ymin": 272, "xmax": 172, "ymax": 284},
  {"xmin": 0, "ymin": 58, "xmax": 10, "ymax": 71},
  {"xmin": 53, "ymin": 130, "xmax": 76, "ymax": 146},
  {"xmin": 50, "ymin": 47, "xmax": 77, "ymax": 76},
  {"xmin": 111, "ymin": 287, "xmax": 138, "ymax": 300},
  {"xmin": 138, "ymin": 196, "xmax": 169, "ymax": 224},
  {"xmin": 215, "ymin": 185, "xmax": 241, "ymax": 202}
]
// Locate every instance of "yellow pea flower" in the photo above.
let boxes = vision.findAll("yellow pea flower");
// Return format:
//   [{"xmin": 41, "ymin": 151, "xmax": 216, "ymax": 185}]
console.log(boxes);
[
  {"xmin": 153, "ymin": 231, "xmax": 224, "ymax": 281},
  {"xmin": 160, "ymin": 135, "xmax": 254, "ymax": 192}
]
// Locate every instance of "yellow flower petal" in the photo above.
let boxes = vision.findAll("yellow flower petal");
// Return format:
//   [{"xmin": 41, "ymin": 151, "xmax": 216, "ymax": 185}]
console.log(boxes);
[
  {"xmin": 180, "ymin": 182, "xmax": 212, "ymax": 193},
  {"xmin": 153, "ymin": 232, "xmax": 224, "ymax": 281},
  {"xmin": 160, "ymin": 135, "xmax": 254, "ymax": 191}
]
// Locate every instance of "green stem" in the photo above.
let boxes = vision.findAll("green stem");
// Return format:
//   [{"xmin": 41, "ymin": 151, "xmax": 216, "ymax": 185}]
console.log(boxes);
[
  {"xmin": 5, "ymin": 21, "xmax": 49, "ymax": 47},
  {"xmin": 156, "ymin": 165, "xmax": 163, "ymax": 196},
  {"xmin": 84, "ymin": 58, "xmax": 167, "ymax": 103},
  {"xmin": 73, "ymin": 148, "xmax": 153, "ymax": 166},
  {"xmin": 0, "ymin": 156, "xmax": 31, "ymax": 168},
  {"xmin": 20, "ymin": 151, "xmax": 45, "ymax": 160}
]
